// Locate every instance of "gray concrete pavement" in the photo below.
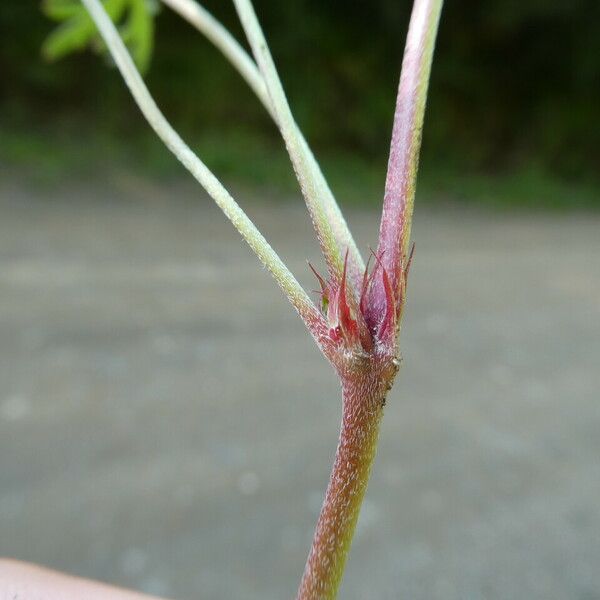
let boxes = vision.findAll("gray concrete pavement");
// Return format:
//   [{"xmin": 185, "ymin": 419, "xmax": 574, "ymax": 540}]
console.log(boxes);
[{"xmin": 1, "ymin": 176, "xmax": 599, "ymax": 599}]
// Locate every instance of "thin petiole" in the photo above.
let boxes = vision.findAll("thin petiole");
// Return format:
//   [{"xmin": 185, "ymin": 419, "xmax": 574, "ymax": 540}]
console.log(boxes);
[{"xmin": 79, "ymin": 0, "xmax": 327, "ymax": 344}]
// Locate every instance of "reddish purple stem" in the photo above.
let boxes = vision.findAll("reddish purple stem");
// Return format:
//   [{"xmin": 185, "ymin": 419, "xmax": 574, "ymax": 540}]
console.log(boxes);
[{"xmin": 367, "ymin": 0, "xmax": 441, "ymax": 335}]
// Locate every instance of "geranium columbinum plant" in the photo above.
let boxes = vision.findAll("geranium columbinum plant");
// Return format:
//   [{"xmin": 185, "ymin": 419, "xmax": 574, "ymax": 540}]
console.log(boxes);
[{"xmin": 52, "ymin": 0, "xmax": 443, "ymax": 596}]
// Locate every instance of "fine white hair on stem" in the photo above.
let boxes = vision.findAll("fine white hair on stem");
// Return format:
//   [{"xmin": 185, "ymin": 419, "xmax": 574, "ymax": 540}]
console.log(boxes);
[
  {"xmin": 161, "ymin": 0, "xmax": 366, "ymax": 286},
  {"xmin": 370, "ymin": 0, "xmax": 442, "ymax": 323},
  {"xmin": 79, "ymin": 0, "xmax": 320, "ymax": 326},
  {"xmin": 232, "ymin": 0, "xmax": 360, "ymax": 282}
]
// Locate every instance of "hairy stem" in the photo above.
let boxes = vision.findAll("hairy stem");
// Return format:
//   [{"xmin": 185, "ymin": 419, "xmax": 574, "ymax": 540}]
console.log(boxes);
[
  {"xmin": 160, "ymin": 0, "xmax": 365, "ymax": 288},
  {"xmin": 370, "ymin": 0, "xmax": 443, "ymax": 325},
  {"xmin": 233, "ymin": 0, "xmax": 356, "ymax": 282},
  {"xmin": 80, "ymin": 0, "xmax": 330, "ymax": 347},
  {"xmin": 297, "ymin": 372, "xmax": 386, "ymax": 599}
]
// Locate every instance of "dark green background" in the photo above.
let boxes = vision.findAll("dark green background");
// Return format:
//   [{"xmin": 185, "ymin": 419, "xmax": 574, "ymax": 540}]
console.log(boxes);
[{"xmin": 1, "ymin": 0, "xmax": 598, "ymax": 206}]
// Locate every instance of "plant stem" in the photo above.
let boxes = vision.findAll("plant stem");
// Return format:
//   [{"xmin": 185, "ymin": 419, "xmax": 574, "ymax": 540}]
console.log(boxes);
[
  {"xmin": 297, "ymin": 371, "xmax": 387, "ymax": 599},
  {"xmin": 371, "ymin": 0, "xmax": 443, "ymax": 319},
  {"xmin": 80, "ymin": 0, "xmax": 331, "ymax": 347},
  {"xmin": 234, "ymin": 0, "xmax": 350, "ymax": 282},
  {"xmin": 160, "ymin": 0, "xmax": 366, "ymax": 288}
]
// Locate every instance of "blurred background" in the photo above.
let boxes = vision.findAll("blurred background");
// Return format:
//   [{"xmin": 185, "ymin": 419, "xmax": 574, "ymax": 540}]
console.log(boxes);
[
  {"xmin": 1, "ymin": 0, "xmax": 599, "ymax": 204},
  {"xmin": 1, "ymin": 1, "xmax": 599, "ymax": 599}
]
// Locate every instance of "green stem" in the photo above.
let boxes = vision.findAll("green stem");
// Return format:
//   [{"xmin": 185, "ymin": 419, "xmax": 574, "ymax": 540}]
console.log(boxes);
[
  {"xmin": 79, "ymin": 0, "xmax": 329, "ymax": 345},
  {"xmin": 297, "ymin": 374, "xmax": 386, "ymax": 599},
  {"xmin": 233, "ymin": 0, "xmax": 346, "ymax": 281},
  {"xmin": 160, "ymin": 0, "xmax": 365, "ymax": 286}
]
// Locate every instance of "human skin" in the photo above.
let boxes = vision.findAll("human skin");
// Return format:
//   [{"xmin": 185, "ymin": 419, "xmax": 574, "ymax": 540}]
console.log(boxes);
[{"xmin": 0, "ymin": 560, "xmax": 164, "ymax": 600}]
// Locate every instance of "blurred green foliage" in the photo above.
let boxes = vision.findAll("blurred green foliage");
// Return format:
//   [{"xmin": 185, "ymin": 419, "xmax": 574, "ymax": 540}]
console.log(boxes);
[
  {"xmin": 0, "ymin": 0, "xmax": 598, "ymax": 206},
  {"xmin": 42, "ymin": 0, "xmax": 155, "ymax": 73}
]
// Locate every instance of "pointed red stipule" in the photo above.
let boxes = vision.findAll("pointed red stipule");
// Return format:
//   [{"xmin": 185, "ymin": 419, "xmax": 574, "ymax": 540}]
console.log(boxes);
[
  {"xmin": 359, "ymin": 255, "xmax": 372, "ymax": 314},
  {"xmin": 309, "ymin": 262, "xmax": 328, "ymax": 296},
  {"xmin": 309, "ymin": 252, "xmax": 375, "ymax": 352},
  {"xmin": 309, "ymin": 261, "xmax": 330, "ymax": 313},
  {"xmin": 370, "ymin": 250, "xmax": 395, "ymax": 341}
]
